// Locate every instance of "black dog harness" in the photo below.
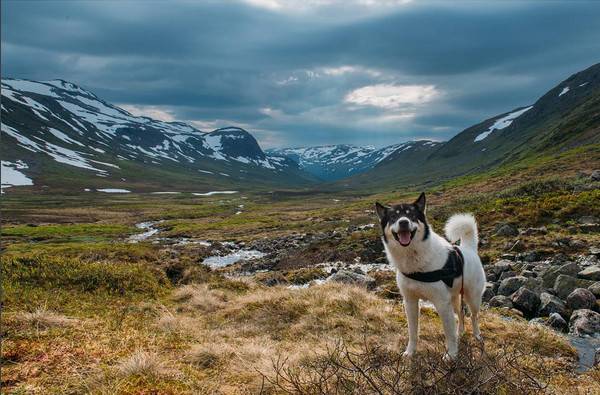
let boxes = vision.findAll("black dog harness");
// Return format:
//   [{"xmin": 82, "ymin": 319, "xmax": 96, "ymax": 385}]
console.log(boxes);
[{"xmin": 402, "ymin": 246, "xmax": 465, "ymax": 289}]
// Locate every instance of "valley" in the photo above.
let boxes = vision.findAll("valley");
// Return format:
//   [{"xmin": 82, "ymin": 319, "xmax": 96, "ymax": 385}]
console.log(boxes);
[
  {"xmin": 2, "ymin": 144, "xmax": 600, "ymax": 392},
  {"xmin": 2, "ymin": 59, "xmax": 600, "ymax": 395}
]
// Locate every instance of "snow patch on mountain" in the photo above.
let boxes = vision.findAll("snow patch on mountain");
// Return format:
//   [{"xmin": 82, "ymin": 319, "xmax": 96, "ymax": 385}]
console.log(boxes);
[
  {"xmin": 1, "ymin": 160, "xmax": 33, "ymax": 191},
  {"xmin": 474, "ymin": 106, "xmax": 533, "ymax": 142}
]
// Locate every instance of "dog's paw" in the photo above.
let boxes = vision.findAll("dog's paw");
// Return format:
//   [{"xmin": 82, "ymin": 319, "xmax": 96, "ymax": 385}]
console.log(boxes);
[
  {"xmin": 402, "ymin": 349, "xmax": 415, "ymax": 358},
  {"xmin": 474, "ymin": 333, "xmax": 483, "ymax": 342}
]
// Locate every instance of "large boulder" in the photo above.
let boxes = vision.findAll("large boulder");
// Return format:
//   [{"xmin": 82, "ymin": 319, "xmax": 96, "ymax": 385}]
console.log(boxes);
[
  {"xmin": 569, "ymin": 309, "xmax": 600, "ymax": 336},
  {"xmin": 482, "ymin": 282, "xmax": 495, "ymax": 302},
  {"xmin": 495, "ymin": 223, "xmax": 519, "ymax": 237},
  {"xmin": 498, "ymin": 276, "xmax": 528, "ymax": 296},
  {"xmin": 489, "ymin": 295, "xmax": 513, "ymax": 309},
  {"xmin": 523, "ymin": 277, "xmax": 544, "ymax": 295},
  {"xmin": 548, "ymin": 313, "xmax": 568, "ymax": 332},
  {"xmin": 554, "ymin": 275, "xmax": 596, "ymax": 300},
  {"xmin": 511, "ymin": 287, "xmax": 541, "ymax": 317},
  {"xmin": 499, "ymin": 270, "xmax": 517, "ymax": 281},
  {"xmin": 328, "ymin": 270, "xmax": 376, "ymax": 290},
  {"xmin": 578, "ymin": 265, "xmax": 600, "ymax": 281},
  {"xmin": 538, "ymin": 292, "xmax": 569, "ymax": 319},
  {"xmin": 485, "ymin": 260, "xmax": 512, "ymax": 281},
  {"xmin": 541, "ymin": 262, "xmax": 581, "ymax": 288},
  {"xmin": 589, "ymin": 282, "xmax": 600, "ymax": 298},
  {"xmin": 566, "ymin": 288, "xmax": 597, "ymax": 311}
]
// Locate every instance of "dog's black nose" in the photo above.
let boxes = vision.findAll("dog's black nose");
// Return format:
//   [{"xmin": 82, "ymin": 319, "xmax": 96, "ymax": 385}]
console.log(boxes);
[{"xmin": 398, "ymin": 219, "xmax": 410, "ymax": 230}]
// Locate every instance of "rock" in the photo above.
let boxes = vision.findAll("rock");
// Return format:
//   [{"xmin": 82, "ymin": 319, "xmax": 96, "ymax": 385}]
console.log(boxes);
[
  {"xmin": 547, "ymin": 313, "xmax": 568, "ymax": 332},
  {"xmin": 521, "ymin": 270, "xmax": 537, "ymax": 278},
  {"xmin": 541, "ymin": 262, "xmax": 581, "ymax": 289},
  {"xmin": 524, "ymin": 277, "xmax": 544, "ymax": 295},
  {"xmin": 529, "ymin": 317, "xmax": 546, "ymax": 326},
  {"xmin": 519, "ymin": 251, "xmax": 542, "ymax": 262},
  {"xmin": 511, "ymin": 287, "xmax": 541, "ymax": 317},
  {"xmin": 328, "ymin": 270, "xmax": 376, "ymax": 290},
  {"xmin": 500, "ymin": 253, "xmax": 516, "ymax": 261},
  {"xmin": 592, "ymin": 169, "xmax": 600, "ymax": 181},
  {"xmin": 482, "ymin": 283, "xmax": 495, "ymax": 302},
  {"xmin": 553, "ymin": 275, "xmax": 596, "ymax": 300},
  {"xmin": 491, "ymin": 260, "xmax": 512, "ymax": 274},
  {"xmin": 588, "ymin": 282, "xmax": 600, "ymax": 298},
  {"xmin": 579, "ymin": 216, "xmax": 599, "ymax": 225},
  {"xmin": 580, "ymin": 224, "xmax": 600, "ymax": 233},
  {"xmin": 489, "ymin": 295, "xmax": 513, "ymax": 309},
  {"xmin": 551, "ymin": 253, "xmax": 569, "ymax": 264},
  {"xmin": 521, "ymin": 227, "xmax": 547, "ymax": 236},
  {"xmin": 569, "ymin": 309, "xmax": 600, "ymax": 336},
  {"xmin": 577, "ymin": 254, "xmax": 599, "ymax": 267},
  {"xmin": 590, "ymin": 246, "xmax": 600, "ymax": 256},
  {"xmin": 578, "ymin": 265, "xmax": 600, "ymax": 281},
  {"xmin": 485, "ymin": 260, "xmax": 512, "ymax": 282},
  {"xmin": 495, "ymin": 223, "xmax": 519, "ymax": 237},
  {"xmin": 569, "ymin": 239, "xmax": 587, "ymax": 249},
  {"xmin": 499, "ymin": 270, "xmax": 517, "ymax": 281},
  {"xmin": 538, "ymin": 292, "xmax": 569, "ymax": 319},
  {"xmin": 498, "ymin": 276, "xmax": 528, "ymax": 296},
  {"xmin": 566, "ymin": 288, "xmax": 597, "ymax": 310}
]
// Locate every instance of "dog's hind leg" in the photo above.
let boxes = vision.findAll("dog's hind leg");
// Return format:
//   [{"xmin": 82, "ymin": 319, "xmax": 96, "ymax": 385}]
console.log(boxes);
[
  {"xmin": 453, "ymin": 296, "xmax": 465, "ymax": 336},
  {"xmin": 403, "ymin": 295, "xmax": 419, "ymax": 357},
  {"xmin": 465, "ymin": 293, "xmax": 482, "ymax": 341},
  {"xmin": 436, "ymin": 300, "xmax": 458, "ymax": 359}
]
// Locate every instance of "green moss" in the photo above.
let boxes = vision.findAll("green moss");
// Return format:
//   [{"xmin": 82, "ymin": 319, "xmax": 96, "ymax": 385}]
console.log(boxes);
[
  {"xmin": 2, "ymin": 254, "xmax": 168, "ymax": 297},
  {"xmin": 2, "ymin": 223, "xmax": 134, "ymax": 240}
]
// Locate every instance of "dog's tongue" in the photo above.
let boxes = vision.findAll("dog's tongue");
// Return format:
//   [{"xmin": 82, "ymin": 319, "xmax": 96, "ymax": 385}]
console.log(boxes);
[{"xmin": 399, "ymin": 231, "xmax": 411, "ymax": 245}]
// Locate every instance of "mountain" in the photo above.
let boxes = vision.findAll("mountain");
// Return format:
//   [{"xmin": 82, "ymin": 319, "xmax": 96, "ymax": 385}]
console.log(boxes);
[
  {"xmin": 267, "ymin": 141, "xmax": 442, "ymax": 180},
  {"xmin": 343, "ymin": 63, "xmax": 600, "ymax": 189},
  {"xmin": 1, "ymin": 79, "xmax": 316, "ymax": 193}
]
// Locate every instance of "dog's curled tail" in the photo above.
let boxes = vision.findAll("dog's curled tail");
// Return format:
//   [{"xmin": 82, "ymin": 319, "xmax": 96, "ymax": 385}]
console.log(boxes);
[{"xmin": 445, "ymin": 213, "xmax": 478, "ymax": 251}]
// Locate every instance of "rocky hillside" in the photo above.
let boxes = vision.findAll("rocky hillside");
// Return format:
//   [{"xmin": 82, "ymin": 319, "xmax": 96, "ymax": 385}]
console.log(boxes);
[
  {"xmin": 1, "ymin": 79, "xmax": 316, "ymax": 193},
  {"xmin": 268, "ymin": 141, "xmax": 443, "ymax": 181},
  {"xmin": 344, "ymin": 63, "xmax": 600, "ymax": 190}
]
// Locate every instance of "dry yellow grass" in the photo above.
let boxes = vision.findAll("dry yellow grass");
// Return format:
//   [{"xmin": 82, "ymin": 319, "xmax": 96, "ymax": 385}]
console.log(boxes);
[
  {"xmin": 116, "ymin": 350, "xmax": 168, "ymax": 378},
  {"xmin": 3, "ymin": 282, "xmax": 599, "ymax": 394},
  {"xmin": 15, "ymin": 306, "xmax": 78, "ymax": 329}
]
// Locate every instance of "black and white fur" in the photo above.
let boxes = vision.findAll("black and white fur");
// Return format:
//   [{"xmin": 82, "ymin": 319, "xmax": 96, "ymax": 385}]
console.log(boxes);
[{"xmin": 375, "ymin": 193, "xmax": 485, "ymax": 359}]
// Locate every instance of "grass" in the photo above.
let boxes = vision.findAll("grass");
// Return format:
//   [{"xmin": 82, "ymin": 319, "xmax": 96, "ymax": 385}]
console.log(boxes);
[{"xmin": 1, "ymin": 152, "xmax": 600, "ymax": 393}]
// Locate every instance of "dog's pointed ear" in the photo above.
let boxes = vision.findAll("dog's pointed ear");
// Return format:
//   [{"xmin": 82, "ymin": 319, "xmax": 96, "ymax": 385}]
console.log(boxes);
[
  {"xmin": 414, "ymin": 192, "xmax": 426, "ymax": 213},
  {"xmin": 375, "ymin": 202, "xmax": 388, "ymax": 219}
]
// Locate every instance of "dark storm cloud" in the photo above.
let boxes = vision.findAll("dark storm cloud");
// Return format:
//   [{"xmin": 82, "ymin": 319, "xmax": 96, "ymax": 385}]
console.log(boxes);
[{"xmin": 2, "ymin": 0, "xmax": 600, "ymax": 148}]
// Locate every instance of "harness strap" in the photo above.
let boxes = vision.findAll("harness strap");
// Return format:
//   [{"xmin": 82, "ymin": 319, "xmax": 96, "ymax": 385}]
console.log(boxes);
[{"xmin": 402, "ymin": 246, "xmax": 464, "ymax": 289}]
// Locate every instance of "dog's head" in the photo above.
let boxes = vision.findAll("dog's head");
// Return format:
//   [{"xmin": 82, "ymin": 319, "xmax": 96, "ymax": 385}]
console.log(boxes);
[{"xmin": 375, "ymin": 192, "xmax": 429, "ymax": 247}]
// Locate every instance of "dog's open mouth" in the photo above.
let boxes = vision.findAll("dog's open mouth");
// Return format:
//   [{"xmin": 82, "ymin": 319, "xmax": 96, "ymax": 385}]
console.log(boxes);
[{"xmin": 392, "ymin": 229, "xmax": 416, "ymax": 246}]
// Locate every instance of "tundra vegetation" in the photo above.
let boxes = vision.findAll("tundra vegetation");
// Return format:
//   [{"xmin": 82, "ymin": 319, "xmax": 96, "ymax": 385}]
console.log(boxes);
[{"xmin": 2, "ymin": 149, "xmax": 600, "ymax": 394}]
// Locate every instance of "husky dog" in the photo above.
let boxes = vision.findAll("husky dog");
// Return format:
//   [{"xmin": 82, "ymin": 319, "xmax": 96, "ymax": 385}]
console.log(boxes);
[{"xmin": 375, "ymin": 193, "xmax": 485, "ymax": 359}]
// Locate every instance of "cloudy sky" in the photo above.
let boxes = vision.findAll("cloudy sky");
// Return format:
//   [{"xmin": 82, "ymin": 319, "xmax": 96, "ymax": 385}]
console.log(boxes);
[{"xmin": 2, "ymin": 1, "xmax": 600, "ymax": 148}]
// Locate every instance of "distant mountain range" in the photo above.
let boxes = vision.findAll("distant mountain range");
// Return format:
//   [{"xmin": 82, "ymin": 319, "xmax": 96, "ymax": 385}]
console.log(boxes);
[
  {"xmin": 2, "ymin": 63, "xmax": 599, "ymax": 193},
  {"xmin": 267, "ymin": 141, "xmax": 443, "ymax": 181},
  {"xmin": 1, "ymin": 79, "xmax": 315, "ymax": 192}
]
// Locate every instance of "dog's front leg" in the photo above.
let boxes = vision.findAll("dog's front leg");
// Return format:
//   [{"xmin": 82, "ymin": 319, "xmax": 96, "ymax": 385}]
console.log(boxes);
[
  {"xmin": 436, "ymin": 301, "xmax": 458, "ymax": 360},
  {"xmin": 403, "ymin": 295, "xmax": 419, "ymax": 357}
]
